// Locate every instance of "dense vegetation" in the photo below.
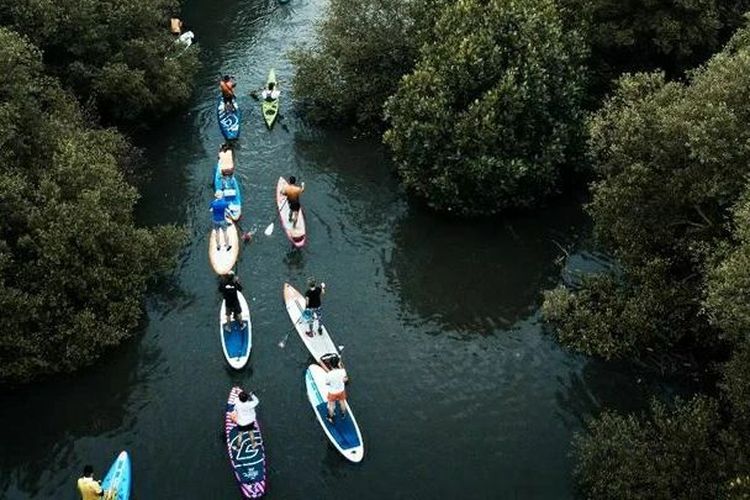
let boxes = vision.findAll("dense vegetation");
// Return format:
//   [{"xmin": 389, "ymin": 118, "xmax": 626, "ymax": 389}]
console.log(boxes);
[
  {"xmin": 383, "ymin": 0, "xmax": 586, "ymax": 215},
  {"xmin": 0, "ymin": 0, "xmax": 192, "ymax": 383},
  {"xmin": 0, "ymin": 0, "xmax": 199, "ymax": 126},
  {"xmin": 542, "ymin": 20, "xmax": 750, "ymax": 499},
  {"xmin": 294, "ymin": 0, "xmax": 750, "ymax": 495}
]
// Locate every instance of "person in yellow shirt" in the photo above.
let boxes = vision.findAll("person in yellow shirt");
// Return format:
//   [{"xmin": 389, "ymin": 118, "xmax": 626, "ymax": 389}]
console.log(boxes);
[{"xmin": 77, "ymin": 465, "xmax": 104, "ymax": 500}]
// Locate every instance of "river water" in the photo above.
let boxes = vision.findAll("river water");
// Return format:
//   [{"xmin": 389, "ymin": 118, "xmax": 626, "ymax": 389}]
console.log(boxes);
[{"xmin": 0, "ymin": 0, "xmax": 687, "ymax": 498}]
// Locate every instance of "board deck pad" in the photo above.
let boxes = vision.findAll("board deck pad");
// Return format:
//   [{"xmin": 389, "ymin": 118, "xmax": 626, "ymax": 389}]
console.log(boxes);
[
  {"xmin": 214, "ymin": 163, "xmax": 242, "ymax": 221},
  {"xmin": 225, "ymin": 387, "xmax": 267, "ymax": 498},
  {"xmin": 220, "ymin": 292, "xmax": 251, "ymax": 368}
]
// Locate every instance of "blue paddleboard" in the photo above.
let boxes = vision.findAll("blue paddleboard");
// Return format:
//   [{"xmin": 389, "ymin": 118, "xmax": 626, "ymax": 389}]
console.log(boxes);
[
  {"xmin": 101, "ymin": 451, "xmax": 131, "ymax": 500},
  {"xmin": 218, "ymin": 96, "xmax": 241, "ymax": 140}
]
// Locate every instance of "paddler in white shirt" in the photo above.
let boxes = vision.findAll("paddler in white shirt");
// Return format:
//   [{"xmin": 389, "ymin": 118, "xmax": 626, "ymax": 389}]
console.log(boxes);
[
  {"xmin": 325, "ymin": 355, "xmax": 348, "ymax": 423},
  {"xmin": 231, "ymin": 391, "xmax": 260, "ymax": 449}
]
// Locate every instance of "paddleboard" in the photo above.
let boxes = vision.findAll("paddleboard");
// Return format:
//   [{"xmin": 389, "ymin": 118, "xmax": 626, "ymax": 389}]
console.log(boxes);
[
  {"xmin": 101, "ymin": 451, "xmax": 131, "ymax": 500},
  {"xmin": 283, "ymin": 283, "xmax": 338, "ymax": 365},
  {"xmin": 209, "ymin": 223, "xmax": 240, "ymax": 275},
  {"xmin": 214, "ymin": 163, "xmax": 242, "ymax": 221},
  {"xmin": 276, "ymin": 177, "xmax": 306, "ymax": 247},
  {"xmin": 220, "ymin": 292, "xmax": 251, "ymax": 369},
  {"xmin": 305, "ymin": 364, "xmax": 364, "ymax": 463},
  {"xmin": 218, "ymin": 96, "xmax": 241, "ymax": 140},
  {"xmin": 261, "ymin": 69, "xmax": 279, "ymax": 129},
  {"xmin": 225, "ymin": 387, "xmax": 267, "ymax": 498}
]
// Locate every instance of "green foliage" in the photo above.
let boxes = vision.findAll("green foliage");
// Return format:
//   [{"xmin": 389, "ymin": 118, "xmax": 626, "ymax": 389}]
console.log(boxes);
[
  {"xmin": 0, "ymin": 28, "xmax": 185, "ymax": 383},
  {"xmin": 0, "ymin": 0, "xmax": 199, "ymax": 126},
  {"xmin": 290, "ymin": 0, "xmax": 442, "ymax": 129},
  {"xmin": 544, "ymin": 22, "xmax": 750, "ymax": 358},
  {"xmin": 558, "ymin": 0, "xmax": 750, "ymax": 90},
  {"xmin": 705, "ymin": 191, "xmax": 750, "ymax": 346},
  {"xmin": 573, "ymin": 397, "xmax": 726, "ymax": 499},
  {"xmin": 383, "ymin": 0, "xmax": 587, "ymax": 215}
]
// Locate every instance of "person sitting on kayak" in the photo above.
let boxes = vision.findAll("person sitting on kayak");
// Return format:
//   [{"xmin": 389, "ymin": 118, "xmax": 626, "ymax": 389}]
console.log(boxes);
[
  {"xmin": 261, "ymin": 81, "xmax": 280, "ymax": 101},
  {"xmin": 303, "ymin": 278, "xmax": 325, "ymax": 337},
  {"xmin": 325, "ymin": 355, "xmax": 349, "ymax": 423},
  {"xmin": 210, "ymin": 191, "xmax": 232, "ymax": 251},
  {"xmin": 231, "ymin": 391, "xmax": 260, "ymax": 449},
  {"xmin": 220, "ymin": 271, "xmax": 244, "ymax": 332},
  {"xmin": 219, "ymin": 75, "xmax": 236, "ymax": 113},
  {"xmin": 280, "ymin": 176, "xmax": 305, "ymax": 227},
  {"xmin": 218, "ymin": 143, "xmax": 234, "ymax": 174},
  {"xmin": 77, "ymin": 465, "xmax": 104, "ymax": 499}
]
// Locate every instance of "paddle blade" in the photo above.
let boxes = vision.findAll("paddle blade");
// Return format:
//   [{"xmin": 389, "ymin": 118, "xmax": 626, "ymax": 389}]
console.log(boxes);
[{"xmin": 264, "ymin": 223, "xmax": 274, "ymax": 236}]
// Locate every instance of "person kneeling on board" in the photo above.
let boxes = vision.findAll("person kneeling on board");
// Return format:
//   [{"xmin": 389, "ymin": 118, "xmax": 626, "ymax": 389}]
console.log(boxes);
[
  {"xmin": 220, "ymin": 271, "xmax": 244, "ymax": 332},
  {"xmin": 280, "ymin": 176, "xmax": 304, "ymax": 227},
  {"xmin": 304, "ymin": 278, "xmax": 325, "ymax": 336},
  {"xmin": 210, "ymin": 191, "xmax": 232, "ymax": 251},
  {"xmin": 77, "ymin": 464, "xmax": 103, "ymax": 499},
  {"xmin": 219, "ymin": 75, "xmax": 237, "ymax": 113},
  {"xmin": 325, "ymin": 356, "xmax": 349, "ymax": 423},
  {"xmin": 261, "ymin": 81, "xmax": 280, "ymax": 101},
  {"xmin": 232, "ymin": 391, "xmax": 260, "ymax": 449}
]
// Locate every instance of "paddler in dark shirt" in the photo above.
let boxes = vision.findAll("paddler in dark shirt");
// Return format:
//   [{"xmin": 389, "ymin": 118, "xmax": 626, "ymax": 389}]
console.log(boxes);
[
  {"xmin": 280, "ymin": 176, "xmax": 305, "ymax": 227},
  {"xmin": 220, "ymin": 271, "xmax": 244, "ymax": 332},
  {"xmin": 304, "ymin": 278, "xmax": 325, "ymax": 337}
]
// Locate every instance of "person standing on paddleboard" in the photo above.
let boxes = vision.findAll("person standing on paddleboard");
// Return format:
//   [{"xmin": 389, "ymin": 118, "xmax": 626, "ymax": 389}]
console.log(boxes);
[
  {"xmin": 231, "ymin": 391, "xmax": 260, "ymax": 449},
  {"xmin": 325, "ymin": 355, "xmax": 349, "ymax": 423},
  {"xmin": 219, "ymin": 75, "xmax": 237, "ymax": 113},
  {"xmin": 280, "ymin": 176, "xmax": 304, "ymax": 227},
  {"xmin": 220, "ymin": 271, "xmax": 244, "ymax": 331},
  {"xmin": 77, "ymin": 465, "xmax": 104, "ymax": 500},
  {"xmin": 304, "ymin": 278, "xmax": 325, "ymax": 336},
  {"xmin": 210, "ymin": 191, "xmax": 232, "ymax": 251}
]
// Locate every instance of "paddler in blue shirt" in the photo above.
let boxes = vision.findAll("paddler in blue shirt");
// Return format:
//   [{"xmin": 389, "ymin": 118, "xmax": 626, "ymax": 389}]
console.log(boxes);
[{"xmin": 210, "ymin": 191, "xmax": 231, "ymax": 251}]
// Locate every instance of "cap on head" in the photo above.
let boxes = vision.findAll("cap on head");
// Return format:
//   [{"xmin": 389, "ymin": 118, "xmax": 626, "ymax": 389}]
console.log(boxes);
[
  {"xmin": 215, "ymin": 190, "xmax": 223, "ymax": 199},
  {"xmin": 289, "ymin": 176, "xmax": 296, "ymax": 185},
  {"xmin": 83, "ymin": 465, "xmax": 94, "ymax": 477},
  {"xmin": 238, "ymin": 391, "xmax": 248, "ymax": 402}
]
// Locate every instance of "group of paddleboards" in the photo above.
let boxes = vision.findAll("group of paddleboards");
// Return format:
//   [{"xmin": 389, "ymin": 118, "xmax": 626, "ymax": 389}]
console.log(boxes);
[{"xmin": 210, "ymin": 71, "xmax": 363, "ymax": 498}]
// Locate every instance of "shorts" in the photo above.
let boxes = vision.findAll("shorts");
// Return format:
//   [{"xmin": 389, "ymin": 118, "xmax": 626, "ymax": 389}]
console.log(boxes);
[
  {"xmin": 289, "ymin": 199, "xmax": 301, "ymax": 212},
  {"xmin": 302, "ymin": 308, "xmax": 322, "ymax": 321},
  {"xmin": 226, "ymin": 301, "xmax": 242, "ymax": 318},
  {"xmin": 237, "ymin": 421, "xmax": 257, "ymax": 432},
  {"xmin": 222, "ymin": 94, "xmax": 234, "ymax": 105},
  {"xmin": 327, "ymin": 391, "xmax": 346, "ymax": 402},
  {"xmin": 213, "ymin": 219, "xmax": 228, "ymax": 230}
]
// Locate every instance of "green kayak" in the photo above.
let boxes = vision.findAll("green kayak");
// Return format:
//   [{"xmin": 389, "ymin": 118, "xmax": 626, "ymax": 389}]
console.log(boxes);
[{"xmin": 261, "ymin": 68, "xmax": 279, "ymax": 129}]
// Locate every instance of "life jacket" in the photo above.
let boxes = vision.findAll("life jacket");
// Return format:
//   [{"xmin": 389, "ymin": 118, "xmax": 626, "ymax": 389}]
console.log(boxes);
[{"xmin": 220, "ymin": 80, "xmax": 234, "ymax": 97}]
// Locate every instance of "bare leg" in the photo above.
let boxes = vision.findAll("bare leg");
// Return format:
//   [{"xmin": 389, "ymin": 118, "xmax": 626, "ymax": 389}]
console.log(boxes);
[
  {"xmin": 221, "ymin": 225, "xmax": 229, "ymax": 248},
  {"xmin": 327, "ymin": 401, "xmax": 335, "ymax": 421},
  {"xmin": 214, "ymin": 228, "xmax": 221, "ymax": 250}
]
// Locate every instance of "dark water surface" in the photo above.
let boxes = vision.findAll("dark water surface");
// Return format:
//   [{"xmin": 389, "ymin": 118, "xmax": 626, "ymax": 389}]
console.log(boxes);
[{"xmin": 0, "ymin": 1, "xmax": 686, "ymax": 498}]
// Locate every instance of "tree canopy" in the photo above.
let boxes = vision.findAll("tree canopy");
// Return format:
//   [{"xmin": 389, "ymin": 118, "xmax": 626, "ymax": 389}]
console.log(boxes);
[
  {"xmin": 0, "ymin": 28, "xmax": 184, "ymax": 383},
  {"xmin": 383, "ymin": 0, "xmax": 587, "ymax": 215},
  {"xmin": 0, "ymin": 0, "xmax": 199, "ymax": 126}
]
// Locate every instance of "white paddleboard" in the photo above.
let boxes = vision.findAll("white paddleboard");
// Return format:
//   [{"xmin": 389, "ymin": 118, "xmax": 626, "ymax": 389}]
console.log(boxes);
[
  {"xmin": 276, "ymin": 177, "xmax": 306, "ymax": 247},
  {"xmin": 283, "ymin": 283, "xmax": 338, "ymax": 365},
  {"xmin": 220, "ymin": 291, "xmax": 251, "ymax": 369},
  {"xmin": 305, "ymin": 364, "xmax": 364, "ymax": 463},
  {"xmin": 209, "ymin": 223, "xmax": 239, "ymax": 275}
]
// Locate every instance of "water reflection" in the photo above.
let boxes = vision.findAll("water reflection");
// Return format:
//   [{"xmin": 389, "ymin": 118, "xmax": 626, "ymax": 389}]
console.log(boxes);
[{"xmin": 386, "ymin": 199, "xmax": 589, "ymax": 335}]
